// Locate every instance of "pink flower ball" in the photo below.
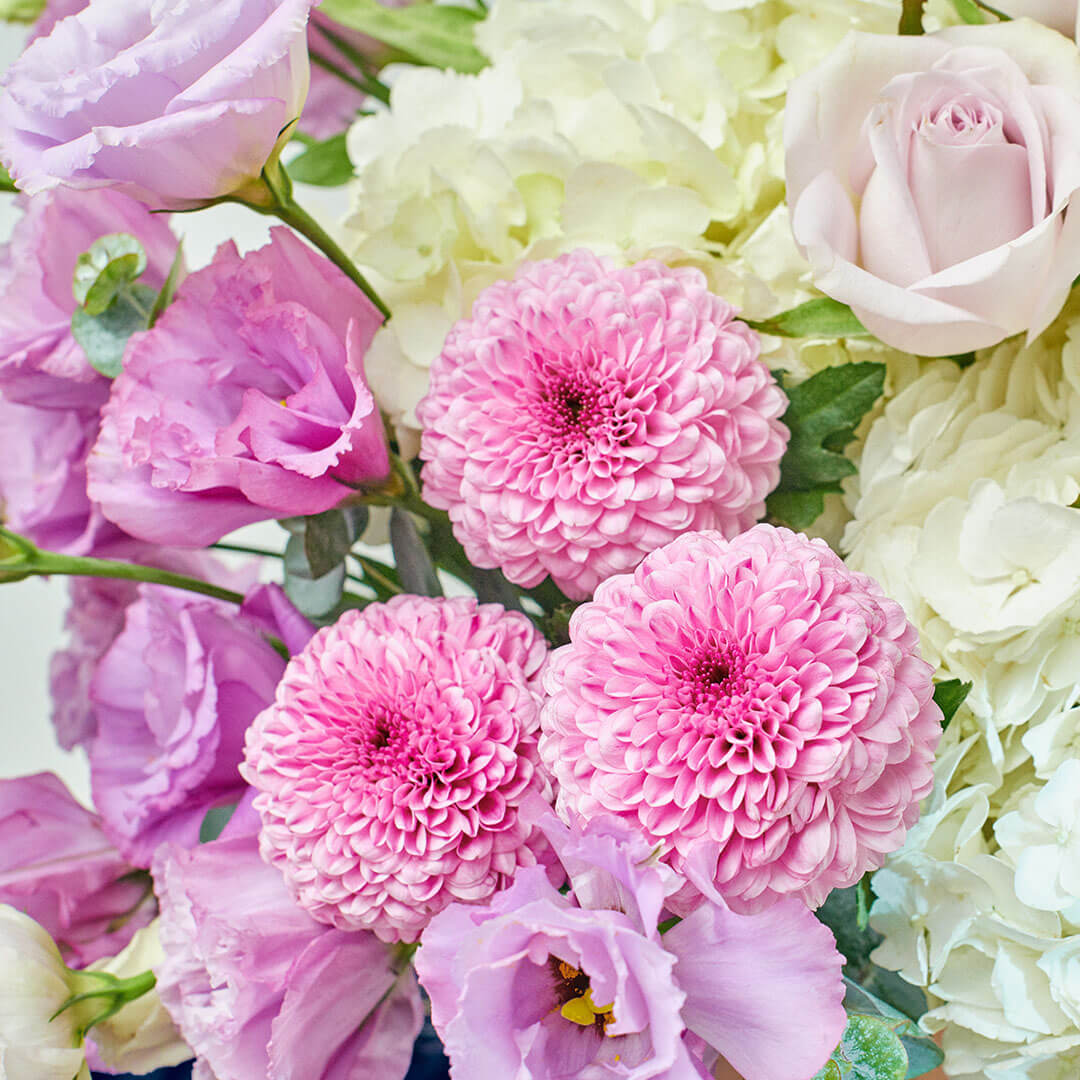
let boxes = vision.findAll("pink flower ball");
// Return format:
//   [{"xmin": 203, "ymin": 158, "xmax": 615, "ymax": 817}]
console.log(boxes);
[
  {"xmin": 241, "ymin": 595, "xmax": 558, "ymax": 942},
  {"xmin": 540, "ymin": 525, "xmax": 942, "ymax": 914},
  {"xmin": 416, "ymin": 250, "xmax": 789, "ymax": 600}
]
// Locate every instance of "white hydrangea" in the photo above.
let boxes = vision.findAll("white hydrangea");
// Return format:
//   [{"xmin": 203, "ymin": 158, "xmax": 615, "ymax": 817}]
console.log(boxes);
[
  {"xmin": 855, "ymin": 297, "xmax": 1080, "ymax": 1077},
  {"xmin": 341, "ymin": 0, "xmax": 912, "ymax": 450}
]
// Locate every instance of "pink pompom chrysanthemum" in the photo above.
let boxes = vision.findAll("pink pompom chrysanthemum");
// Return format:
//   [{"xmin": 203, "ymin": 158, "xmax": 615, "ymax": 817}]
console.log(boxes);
[
  {"xmin": 241, "ymin": 595, "xmax": 558, "ymax": 942},
  {"xmin": 540, "ymin": 525, "xmax": 942, "ymax": 914},
  {"xmin": 416, "ymin": 250, "xmax": 789, "ymax": 600}
]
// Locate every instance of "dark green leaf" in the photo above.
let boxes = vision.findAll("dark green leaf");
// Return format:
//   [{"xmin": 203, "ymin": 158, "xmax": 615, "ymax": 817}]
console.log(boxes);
[
  {"xmin": 933, "ymin": 679, "xmax": 972, "ymax": 730},
  {"xmin": 288, "ymin": 133, "xmax": 354, "ymax": 187},
  {"xmin": 766, "ymin": 490, "xmax": 826, "ymax": 532},
  {"xmin": 284, "ymin": 533, "xmax": 347, "ymax": 617},
  {"xmin": 539, "ymin": 603, "xmax": 577, "ymax": 648},
  {"xmin": 815, "ymin": 1014, "xmax": 908, "ymax": 1080},
  {"xmin": 949, "ymin": 0, "xmax": 985, "ymax": 22},
  {"xmin": 899, "ymin": 0, "xmax": 927, "ymax": 34},
  {"xmin": 199, "ymin": 802, "xmax": 238, "ymax": 843},
  {"xmin": 149, "ymin": 240, "xmax": 185, "ymax": 328},
  {"xmin": 470, "ymin": 566, "xmax": 522, "ymax": 610},
  {"xmin": 70, "ymin": 283, "xmax": 156, "ymax": 378},
  {"xmin": 319, "ymin": 0, "xmax": 488, "ymax": 73},
  {"xmin": 390, "ymin": 507, "xmax": 444, "ymax": 597},
  {"xmin": 766, "ymin": 362, "xmax": 886, "ymax": 529},
  {"xmin": 744, "ymin": 298, "xmax": 869, "ymax": 340},
  {"xmin": 304, "ymin": 509, "xmax": 354, "ymax": 579},
  {"xmin": 73, "ymin": 234, "xmax": 148, "ymax": 316},
  {"xmin": 0, "ymin": 161, "xmax": 16, "ymax": 193}
]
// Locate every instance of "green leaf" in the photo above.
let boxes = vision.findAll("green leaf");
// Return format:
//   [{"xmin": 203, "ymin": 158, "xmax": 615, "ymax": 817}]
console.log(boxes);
[
  {"xmin": 899, "ymin": 0, "xmax": 927, "ymax": 34},
  {"xmin": 815, "ymin": 1015, "xmax": 908, "ymax": 1080},
  {"xmin": 933, "ymin": 679, "xmax": 972, "ymax": 730},
  {"xmin": 390, "ymin": 507, "xmax": 444, "ymax": 597},
  {"xmin": 949, "ymin": 0, "xmax": 985, "ymax": 22},
  {"xmin": 284, "ymin": 533, "xmax": 347, "ymax": 618},
  {"xmin": 70, "ymin": 283, "xmax": 156, "ymax": 378},
  {"xmin": 766, "ymin": 362, "xmax": 886, "ymax": 529},
  {"xmin": 148, "ymin": 240, "xmax": 185, "ymax": 328},
  {"xmin": 0, "ymin": 0, "xmax": 45, "ymax": 23},
  {"xmin": 744, "ymin": 298, "xmax": 869, "ymax": 340},
  {"xmin": 287, "ymin": 133, "xmax": 354, "ymax": 187},
  {"xmin": 842, "ymin": 979, "xmax": 944, "ymax": 1078},
  {"xmin": 304, "ymin": 508, "xmax": 355, "ymax": 578},
  {"xmin": 318, "ymin": 0, "xmax": 488, "ymax": 74},
  {"xmin": 470, "ymin": 566, "xmax": 523, "ymax": 610},
  {"xmin": 0, "ymin": 161, "xmax": 17, "ymax": 193},
  {"xmin": 199, "ymin": 803, "xmax": 238, "ymax": 843},
  {"xmin": 73, "ymin": 234, "xmax": 148, "ymax": 316}
]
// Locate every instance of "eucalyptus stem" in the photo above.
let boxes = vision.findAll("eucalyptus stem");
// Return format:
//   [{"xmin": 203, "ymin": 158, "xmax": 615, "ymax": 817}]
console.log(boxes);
[{"xmin": 0, "ymin": 527, "xmax": 244, "ymax": 604}]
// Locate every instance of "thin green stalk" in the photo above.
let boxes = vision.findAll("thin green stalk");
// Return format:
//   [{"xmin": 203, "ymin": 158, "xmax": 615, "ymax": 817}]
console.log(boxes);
[
  {"xmin": 351, "ymin": 554, "xmax": 403, "ymax": 596},
  {"xmin": 211, "ymin": 541, "xmax": 285, "ymax": 560},
  {"xmin": 0, "ymin": 529, "xmax": 245, "ymax": 604},
  {"xmin": 310, "ymin": 45, "xmax": 391, "ymax": 105}
]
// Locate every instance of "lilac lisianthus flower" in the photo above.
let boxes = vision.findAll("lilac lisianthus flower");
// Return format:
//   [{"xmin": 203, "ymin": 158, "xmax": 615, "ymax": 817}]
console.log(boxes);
[
  {"xmin": 416, "ymin": 803, "xmax": 846, "ymax": 1080},
  {"xmin": 89, "ymin": 583, "xmax": 312, "ymax": 868},
  {"xmin": 0, "ymin": 395, "xmax": 117, "ymax": 555},
  {"xmin": 0, "ymin": 0, "xmax": 318, "ymax": 210},
  {"xmin": 0, "ymin": 188, "xmax": 179, "ymax": 409},
  {"xmin": 88, "ymin": 228, "xmax": 389, "ymax": 547},
  {"xmin": 153, "ymin": 829, "xmax": 423, "ymax": 1080},
  {"xmin": 49, "ymin": 546, "xmax": 243, "ymax": 751},
  {"xmin": 0, "ymin": 772, "xmax": 153, "ymax": 968}
]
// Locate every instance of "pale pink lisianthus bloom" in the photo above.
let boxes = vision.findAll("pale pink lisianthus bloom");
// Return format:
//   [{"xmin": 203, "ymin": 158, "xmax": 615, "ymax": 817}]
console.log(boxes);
[
  {"xmin": 417, "ymin": 250, "xmax": 788, "ymax": 601},
  {"xmin": 89, "ymin": 584, "xmax": 312, "ymax": 869},
  {"xmin": 417, "ymin": 802, "xmax": 846, "ymax": 1080},
  {"xmin": 0, "ymin": 772, "xmax": 153, "ymax": 968},
  {"xmin": 88, "ymin": 228, "xmax": 389, "ymax": 547},
  {"xmin": 242, "ymin": 595, "xmax": 559, "ymax": 942},
  {"xmin": 154, "ymin": 830, "xmax": 422, "ymax": 1080},
  {"xmin": 0, "ymin": 187, "xmax": 178, "ymax": 409},
  {"xmin": 540, "ymin": 526, "xmax": 942, "ymax": 915},
  {"xmin": 785, "ymin": 20, "xmax": 1080, "ymax": 356},
  {"xmin": 0, "ymin": 0, "xmax": 318, "ymax": 211}
]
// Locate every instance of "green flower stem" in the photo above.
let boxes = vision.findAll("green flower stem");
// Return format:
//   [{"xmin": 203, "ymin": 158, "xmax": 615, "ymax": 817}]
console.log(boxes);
[
  {"xmin": 0, "ymin": 527, "xmax": 244, "ymax": 604},
  {"xmin": 231, "ymin": 160, "xmax": 391, "ymax": 321}
]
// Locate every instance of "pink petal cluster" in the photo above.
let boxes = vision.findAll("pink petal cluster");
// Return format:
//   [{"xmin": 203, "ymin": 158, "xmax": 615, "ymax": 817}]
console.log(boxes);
[
  {"xmin": 89, "ymin": 583, "xmax": 309, "ymax": 868},
  {"xmin": 0, "ymin": 772, "xmax": 153, "ymax": 967},
  {"xmin": 88, "ymin": 228, "xmax": 389, "ymax": 547},
  {"xmin": 540, "ymin": 525, "xmax": 942, "ymax": 914},
  {"xmin": 242, "ymin": 595, "xmax": 558, "ymax": 942},
  {"xmin": 417, "ymin": 250, "xmax": 789, "ymax": 600},
  {"xmin": 154, "ymin": 829, "xmax": 422, "ymax": 1080}
]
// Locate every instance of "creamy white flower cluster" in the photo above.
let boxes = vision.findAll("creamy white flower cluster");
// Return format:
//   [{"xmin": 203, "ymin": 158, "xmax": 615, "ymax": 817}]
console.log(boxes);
[
  {"xmin": 846, "ymin": 296, "xmax": 1080, "ymax": 1077},
  {"xmin": 341, "ymin": 0, "xmax": 909, "ymax": 449}
]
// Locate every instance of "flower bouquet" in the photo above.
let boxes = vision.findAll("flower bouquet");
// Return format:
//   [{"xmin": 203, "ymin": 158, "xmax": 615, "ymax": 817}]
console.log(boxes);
[{"xmin": 0, "ymin": 0, "xmax": 1078, "ymax": 1078}]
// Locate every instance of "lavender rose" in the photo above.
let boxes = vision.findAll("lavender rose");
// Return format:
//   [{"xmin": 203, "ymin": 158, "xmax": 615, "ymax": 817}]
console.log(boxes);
[
  {"xmin": 785, "ymin": 20, "xmax": 1080, "ymax": 356},
  {"xmin": 88, "ymin": 228, "xmax": 389, "ymax": 547},
  {"xmin": 0, "ymin": 0, "xmax": 317, "ymax": 210}
]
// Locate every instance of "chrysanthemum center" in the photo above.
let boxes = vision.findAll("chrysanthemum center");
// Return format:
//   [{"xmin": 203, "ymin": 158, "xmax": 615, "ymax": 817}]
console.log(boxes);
[
  {"xmin": 670, "ymin": 637, "xmax": 749, "ymax": 710},
  {"xmin": 348, "ymin": 701, "xmax": 428, "ymax": 782},
  {"xmin": 548, "ymin": 957, "xmax": 615, "ymax": 1033},
  {"xmin": 538, "ymin": 369, "xmax": 609, "ymax": 441}
]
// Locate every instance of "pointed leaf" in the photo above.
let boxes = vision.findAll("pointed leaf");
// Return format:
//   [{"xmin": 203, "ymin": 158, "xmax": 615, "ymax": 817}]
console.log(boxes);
[
  {"xmin": 949, "ymin": 0, "xmax": 986, "ymax": 23},
  {"xmin": 745, "ymin": 298, "xmax": 868, "ymax": 339},
  {"xmin": 318, "ymin": 0, "xmax": 488, "ymax": 73},
  {"xmin": 933, "ymin": 679, "xmax": 971, "ymax": 730},
  {"xmin": 199, "ymin": 803, "xmax": 238, "ymax": 843},
  {"xmin": 284, "ymin": 534, "xmax": 347, "ymax": 618},
  {"xmin": 390, "ymin": 507, "xmax": 443, "ymax": 597},
  {"xmin": 0, "ymin": 0, "xmax": 45, "ymax": 23},
  {"xmin": 288, "ymin": 133, "xmax": 354, "ymax": 187},
  {"xmin": 303, "ymin": 508, "xmax": 354, "ymax": 579},
  {"xmin": 149, "ymin": 240, "xmax": 185, "ymax": 328}
]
